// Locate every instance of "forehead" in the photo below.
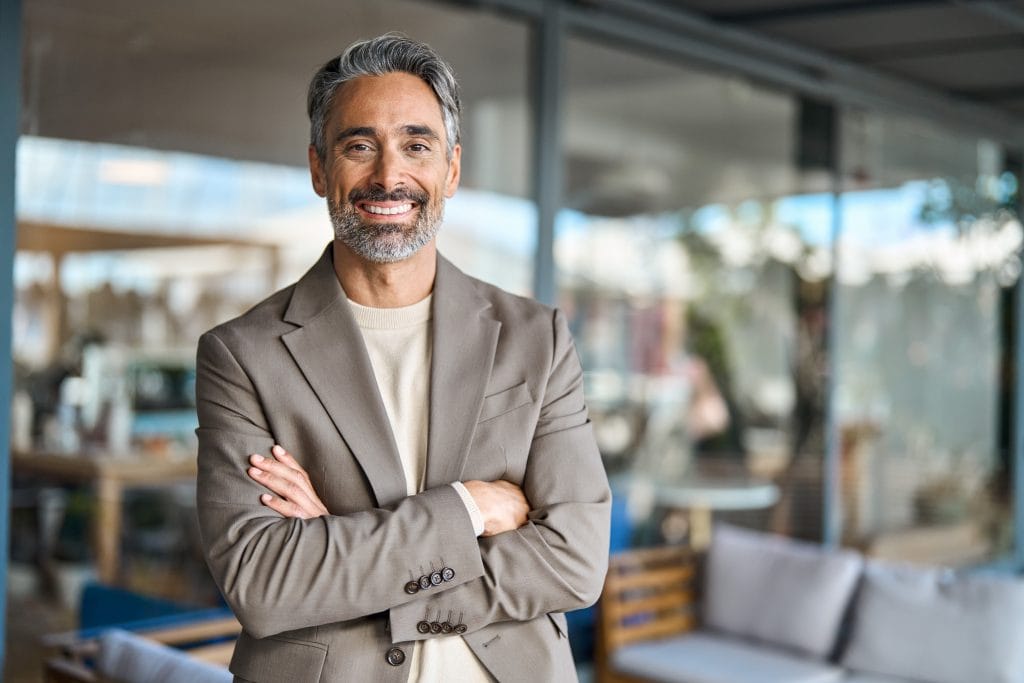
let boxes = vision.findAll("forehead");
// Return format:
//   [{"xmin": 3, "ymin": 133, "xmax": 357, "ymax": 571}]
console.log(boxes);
[{"xmin": 329, "ymin": 72, "xmax": 445, "ymax": 135}]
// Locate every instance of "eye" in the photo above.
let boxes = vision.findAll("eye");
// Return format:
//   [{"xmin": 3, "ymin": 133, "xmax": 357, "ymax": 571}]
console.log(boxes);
[
  {"xmin": 344, "ymin": 143, "xmax": 373, "ymax": 155},
  {"xmin": 408, "ymin": 143, "xmax": 430, "ymax": 153}
]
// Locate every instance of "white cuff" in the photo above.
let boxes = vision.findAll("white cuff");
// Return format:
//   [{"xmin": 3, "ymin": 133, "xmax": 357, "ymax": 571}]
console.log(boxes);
[{"xmin": 450, "ymin": 482, "xmax": 485, "ymax": 537}]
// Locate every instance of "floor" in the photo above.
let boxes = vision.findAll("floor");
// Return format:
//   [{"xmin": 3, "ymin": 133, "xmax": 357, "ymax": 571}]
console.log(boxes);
[{"xmin": 5, "ymin": 564, "xmax": 77, "ymax": 683}]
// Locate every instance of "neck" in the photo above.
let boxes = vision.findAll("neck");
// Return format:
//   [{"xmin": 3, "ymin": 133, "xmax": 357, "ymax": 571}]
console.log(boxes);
[{"xmin": 332, "ymin": 240, "xmax": 437, "ymax": 308}]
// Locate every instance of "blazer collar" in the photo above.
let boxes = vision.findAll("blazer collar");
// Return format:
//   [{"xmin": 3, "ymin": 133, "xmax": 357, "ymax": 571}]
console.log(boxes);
[
  {"xmin": 282, "ymin": 244, "xmax": 344, "ymax": 326},
  {"xmin": 281, "ymin": 246, "xmax": 406, "ymax": 506},
  {"xmin": 425, "ymin": 254, "xmax": 501, "ymax": 489},
  {"xmin": 280, "ymin": 244, "xmax": 501, "ymax": 502}
]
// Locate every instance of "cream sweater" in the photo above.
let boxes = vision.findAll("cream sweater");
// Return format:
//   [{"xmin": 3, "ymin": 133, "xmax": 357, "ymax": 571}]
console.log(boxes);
[{"xmin": 349, "ymin": 295, "xmax": 494, "ymax": 683}]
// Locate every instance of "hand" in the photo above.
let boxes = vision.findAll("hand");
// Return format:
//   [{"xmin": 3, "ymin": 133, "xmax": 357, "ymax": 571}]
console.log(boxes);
[
  {"xmin": 462, "ymin": 480, "xmax": 529, "ymax": 537},
  {"xmin": 248, "ymin": 445, "xmax": 328, "ymax": 519}
]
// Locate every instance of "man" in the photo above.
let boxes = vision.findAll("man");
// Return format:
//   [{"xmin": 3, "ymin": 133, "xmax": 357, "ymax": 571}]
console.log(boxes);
[{"xmin": 195, "ymin": 33, "xmax": 611, "ymax": 683}]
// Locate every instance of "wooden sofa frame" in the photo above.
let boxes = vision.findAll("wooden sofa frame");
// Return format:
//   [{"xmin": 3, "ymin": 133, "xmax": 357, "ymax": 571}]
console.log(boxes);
[{"xmin": 596, "ymin": 544, "xmax": 701, "ymax": 683}]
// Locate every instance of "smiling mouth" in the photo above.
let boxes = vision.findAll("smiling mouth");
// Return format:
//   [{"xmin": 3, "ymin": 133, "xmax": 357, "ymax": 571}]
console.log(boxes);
[{"xmin": 359, "ymin": 202, "xmax": 415, "ymax": 216}]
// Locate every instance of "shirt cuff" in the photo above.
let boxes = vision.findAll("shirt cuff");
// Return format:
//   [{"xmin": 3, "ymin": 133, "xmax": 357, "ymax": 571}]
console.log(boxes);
[{"xmin": 450, "ymin": 482, "xmax": 485, "ymax": 537}]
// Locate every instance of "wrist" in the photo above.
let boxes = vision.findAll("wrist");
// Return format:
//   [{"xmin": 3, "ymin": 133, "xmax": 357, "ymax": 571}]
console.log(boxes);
[{"xmin": 450, "ymin": 481, "xmax": 485, "ymax": 536}]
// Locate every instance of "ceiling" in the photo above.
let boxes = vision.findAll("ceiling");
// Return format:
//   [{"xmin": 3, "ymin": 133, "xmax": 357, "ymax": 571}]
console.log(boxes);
[
  {"xmin": 17, "ymin": 0, "xmax": 1024, "ymax": 218},
  {"xmin": 661, "ymin": 0, "xmax": 1024, "ymax": 122},
  {"xmin": 20, "ymin": 0, "xmax": 531, "ymax": 169}
]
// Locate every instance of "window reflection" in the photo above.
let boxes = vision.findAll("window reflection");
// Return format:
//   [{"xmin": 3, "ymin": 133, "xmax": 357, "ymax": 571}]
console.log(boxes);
[
  {"xmin": 12, "ymin": 0, "xmax": 534, "ymax": 610},
  {"xmin": 835, "ymin": 111, "xmax": 1021, "ymax": 565},
  {"xmin": 558, "ymin": 37, "xmax": 834, "ymax": 545}
]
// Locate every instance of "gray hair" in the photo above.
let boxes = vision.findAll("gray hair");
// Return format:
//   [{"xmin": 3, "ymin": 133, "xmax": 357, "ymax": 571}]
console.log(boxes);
[{"xmin": 307, "ymin": 33, "xmax": 462, "ymax": 161}]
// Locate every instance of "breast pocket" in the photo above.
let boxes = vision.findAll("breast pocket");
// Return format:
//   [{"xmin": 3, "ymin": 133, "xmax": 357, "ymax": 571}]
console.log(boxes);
[
  {"xmin": 469, "ymin": 381, "xmax": 535, "ymax": 483},
  {"xmin": 478, "ymin": 381, "xmax": 532, "ymax": 423}
]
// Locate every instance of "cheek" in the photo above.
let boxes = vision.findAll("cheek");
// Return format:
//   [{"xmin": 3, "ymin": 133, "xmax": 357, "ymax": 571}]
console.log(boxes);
[{"xmin": 329, "ymin": 164, "xmax": 368, "ymax": 196}]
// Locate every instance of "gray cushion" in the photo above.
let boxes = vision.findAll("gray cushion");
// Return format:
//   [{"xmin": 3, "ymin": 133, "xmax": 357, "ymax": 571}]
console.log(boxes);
[
  {"xmin": 840, "ymin": 674, "xmax": 920, "ymax": 683},
  {"xmin": 704, "ymin": 524, "xmax": 862, "ymax": 658},
  {"xmin": 612, "ymin": 630, "xmax": 846, "ymax": 683},
  {"xmin": 97, "ymin": 628, "xmax": 233, "ymax": 683},
  {"xmin": 841, "ymin": 561, "xmax": 1024, "ymax": 683}
]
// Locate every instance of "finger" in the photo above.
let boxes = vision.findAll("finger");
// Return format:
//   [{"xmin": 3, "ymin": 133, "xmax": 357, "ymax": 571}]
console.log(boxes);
[
  {"xmin": 250, "ymin": 453, "xmax": 307, "ymax": 487},
  {"xmin": 271, "ymin": 445, "xmax": 308, "ymax": 476},
  {"xmin": 260, "ymin": 450, "xmax": 323, "ymax": 516},
  {"xmin": 248, "ymin": 465, "xmax": 323, "ymax": 516},
  {"xmin": 250, "ymin": 459, "xmax": 328, "ymax": 516},
  {"xmin": 260, "ymin": 493, "xmax": 313, "ymax": 520}
]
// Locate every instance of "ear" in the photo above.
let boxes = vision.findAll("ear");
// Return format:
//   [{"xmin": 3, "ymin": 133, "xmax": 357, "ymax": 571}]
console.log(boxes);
[
  {"xmin": 308, "ymin": 145, "xmax": 327, "ymax": 197},
  {"xmin": 444, "ymin": 144, "xmax": 462, "ymax": 198}
]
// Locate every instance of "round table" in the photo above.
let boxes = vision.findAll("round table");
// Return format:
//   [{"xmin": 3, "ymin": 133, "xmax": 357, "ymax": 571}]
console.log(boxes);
[{"xmin": 630, "ymin": 474, "xmax": 780, "ymax": 549}]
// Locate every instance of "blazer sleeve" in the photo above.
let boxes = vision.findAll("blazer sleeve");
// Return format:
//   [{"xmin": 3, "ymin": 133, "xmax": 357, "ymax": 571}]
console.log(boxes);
[
  {"xmin": 387, "ymin": 308, "xmax": 612, "ymax": 642},
  {"xmin": 195, "ymin": 331, "xmax": 486, "ymax": 640}
]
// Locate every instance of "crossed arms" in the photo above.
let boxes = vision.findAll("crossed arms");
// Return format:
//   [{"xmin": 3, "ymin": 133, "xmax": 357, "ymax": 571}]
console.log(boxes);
[
  {"xmin": 250, "ymin": 445, "xmax": 530, "ymax": 536},
  {"xmin": 195, "ymin": 309, "xmax": 611, "ymax": 641}
]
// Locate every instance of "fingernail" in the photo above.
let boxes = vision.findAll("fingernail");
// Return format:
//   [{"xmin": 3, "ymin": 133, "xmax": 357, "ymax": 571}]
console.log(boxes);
[
  {"xmin": 260, "ymin": 494, "xmax": 272, "ymax": 502},
  {"xmin": 249, "ymin": 467, "xmax": 262, "ymax": 477},
  {"xmin": 272, "ymin": 445, "xmax": 284, "ymax": 456},
  {"xmin": 250, "ymin": 454, "xmax": 264, "ymax": 463}
]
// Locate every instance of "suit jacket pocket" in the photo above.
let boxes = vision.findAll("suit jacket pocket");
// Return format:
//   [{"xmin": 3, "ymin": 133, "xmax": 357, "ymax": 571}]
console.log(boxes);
[
  {"xmin": 230, "ymin": 631, "xmax": 327, "ymax": 683},
  {"xmin": 478, "ymin": 381, "xmax": 532, "ymax": 423}
]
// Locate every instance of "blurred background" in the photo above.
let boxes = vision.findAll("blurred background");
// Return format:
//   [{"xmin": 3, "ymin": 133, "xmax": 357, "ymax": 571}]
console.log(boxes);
[{"xmin": 2, "ymin": 0, "xmax": 1023, "ymax": 680}]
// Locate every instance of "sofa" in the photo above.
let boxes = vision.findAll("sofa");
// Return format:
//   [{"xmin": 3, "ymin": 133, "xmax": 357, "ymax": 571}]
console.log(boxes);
[
  {"xmin": 43, "ymin": 610, "xmax": 238, "ymax": 683},
  {"xmin": 597, "ymin": 524, "xmax": 1024, "ymax": 683}
]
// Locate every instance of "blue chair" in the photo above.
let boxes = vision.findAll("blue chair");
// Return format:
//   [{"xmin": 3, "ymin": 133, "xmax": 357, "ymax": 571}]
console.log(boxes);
[{"xmin": 567, "ymin": 491, "xmax": 632, "ymax": 662}]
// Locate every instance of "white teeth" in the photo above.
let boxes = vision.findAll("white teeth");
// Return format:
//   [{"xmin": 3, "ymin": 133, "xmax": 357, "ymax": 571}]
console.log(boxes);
[{"xmin": 365, "ymin": 203, "xmax": 412, "ymax": 215}]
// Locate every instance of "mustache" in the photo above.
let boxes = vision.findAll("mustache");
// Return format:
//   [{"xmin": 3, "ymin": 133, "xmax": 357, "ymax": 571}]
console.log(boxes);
[{"xmin": 348, "ymin": 187, "xmax": 429, "ymax": 204}]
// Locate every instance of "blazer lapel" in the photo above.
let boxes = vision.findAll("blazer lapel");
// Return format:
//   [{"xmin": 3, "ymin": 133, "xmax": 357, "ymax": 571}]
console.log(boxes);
[
  {"xmin": 424, "ymin": 256, "xmax": 501, "ymax": 489},
  {"xmin": 281, "ymin": 247, "xmax": 407, "ymax": 507}
]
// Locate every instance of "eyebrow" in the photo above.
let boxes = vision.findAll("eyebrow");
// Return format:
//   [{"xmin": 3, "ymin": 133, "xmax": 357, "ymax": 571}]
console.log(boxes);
[
  {"xmin": 336, "ymin": 126, "xmax": 377, "ymax": 142},
  {"xmin": 335, "ymin": 124, "xmax": 440, "ymax": 143},
  {"xmin": 403, "ymin": 125, "xmax": 440, "ymax": 141}
]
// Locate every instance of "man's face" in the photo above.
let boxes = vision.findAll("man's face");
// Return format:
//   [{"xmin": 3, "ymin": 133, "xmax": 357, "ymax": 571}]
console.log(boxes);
[{"xmin": 309, "ymin": 72, "xmax": 461, "ymax": 264}]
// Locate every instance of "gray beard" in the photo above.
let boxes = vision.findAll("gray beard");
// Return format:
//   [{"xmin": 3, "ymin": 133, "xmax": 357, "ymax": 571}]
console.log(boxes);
[{"xmin": 328, "ymin": 196, "xmax": 443, "ymax": 264}]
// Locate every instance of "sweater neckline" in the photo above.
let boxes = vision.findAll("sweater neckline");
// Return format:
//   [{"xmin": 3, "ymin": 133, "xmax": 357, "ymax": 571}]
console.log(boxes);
[{"xmin": 348, "ymin": 293, "xmax": 433, "ymax": 330}]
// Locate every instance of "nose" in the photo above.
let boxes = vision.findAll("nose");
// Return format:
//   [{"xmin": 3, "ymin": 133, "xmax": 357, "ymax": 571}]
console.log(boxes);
[{"xmin": 369, "ymin": 145, "xmax": 406, "ymax": 191}]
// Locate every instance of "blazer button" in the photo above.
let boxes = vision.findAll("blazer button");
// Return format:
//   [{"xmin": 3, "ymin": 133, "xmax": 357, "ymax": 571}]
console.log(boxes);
[
  {"xmin": 417, "ymin": 621, "xmax": 431, "ymax": 634},
  {"xmin": 430, "ymin": 571, "xmax": 443, "ymax": 586},
  {"xmin": 454, "ymin": 624, "xmax": 468, "ymax": 634},
  {"xmin": 404, "ymin": 581, "xmax": 420, "ymax": 595},
  {"xmin": 441, "ymin": 567, "xmax": 455, "ymax": 582},
  {"xmin": 418, "ymin": 575, "xmax": 432, "ymax": 591},
  {"xmin": 441, "ymin": 622, "xmax": 453, "ymax": 634},
  {"xmin": 386, "ymin": 647, "xmax": 406, "ymax": 666},
  {"xmin": 430, "ymin": 621, "xmax": 442, "ymax": 634}
]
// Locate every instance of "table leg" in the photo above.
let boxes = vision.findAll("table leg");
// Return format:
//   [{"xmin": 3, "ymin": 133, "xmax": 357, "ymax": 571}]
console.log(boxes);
[
  {"xmin": 689, "ymin": 506, "xmax": 713, "ymax": 550},
  {"xmin": 95, "ymin": 476, "xmax": 122, "ymax": 585},
  {"xmin": 37, "ymin": 487, "xmax": 67, "ymax": 597}
]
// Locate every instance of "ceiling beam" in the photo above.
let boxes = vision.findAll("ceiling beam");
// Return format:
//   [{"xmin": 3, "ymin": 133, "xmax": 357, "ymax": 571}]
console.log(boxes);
[
  {"xmin": 954, "ymin": 0, "xmax": 1024, "ymax": 34},
  {"xmin": 452, "ymin": 0, "xmax": 1024, "ymax": 142},
  {"xmin": 583, "ymin": 0, "xmax": 1024, "ymax": 143},
  {"xmin": 841, "ymin": 34, "xmax": 1024, "ymax": 63},
  {"xmin": 952, "ymin": 85, "xmax": 1024, "ymax": 103},
  {"xmin": 707, "ymin": 0, "xmax": 944, "ymax": 25}
]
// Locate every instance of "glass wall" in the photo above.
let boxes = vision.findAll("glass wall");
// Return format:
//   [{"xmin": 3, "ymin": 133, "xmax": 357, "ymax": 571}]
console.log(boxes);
[
  {"xmin": 834, "ymin": 110, "xmax": 1021, "ymax": 565},
  {"xmin": 11, "ymin": 0, "xmax": 533, "ymax": 612},
  {"xmin": 8, "ymin": 4, "xmax": 1024, "ymax": 677},
  {"xmin": 16, "ymin": 0, "xmax": 534, "ymax": 368},
  {"xmin": 556, "ymin": 36, "xmax": 838, "ymax": 545}
]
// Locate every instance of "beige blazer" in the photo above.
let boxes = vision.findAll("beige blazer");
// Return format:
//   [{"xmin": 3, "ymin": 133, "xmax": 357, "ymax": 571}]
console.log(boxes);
[{"xmin": 195, "ymin": 246, "xmax": 611, "ymax": 683}]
